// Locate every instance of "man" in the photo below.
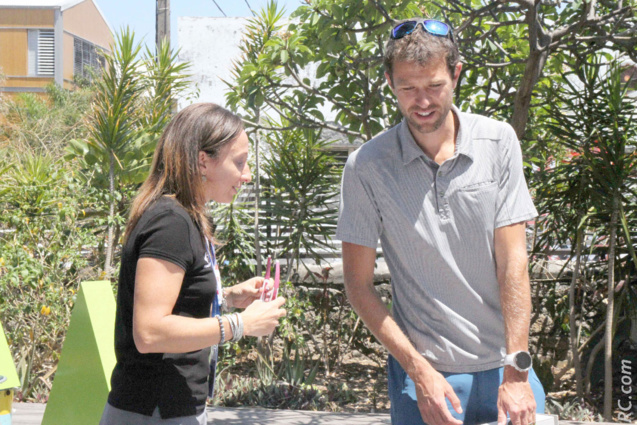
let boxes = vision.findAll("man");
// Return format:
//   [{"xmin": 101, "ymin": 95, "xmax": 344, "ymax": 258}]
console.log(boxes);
[{"xmin": 335, "ymin": 19, "xmax": 546, "ymax": 425}]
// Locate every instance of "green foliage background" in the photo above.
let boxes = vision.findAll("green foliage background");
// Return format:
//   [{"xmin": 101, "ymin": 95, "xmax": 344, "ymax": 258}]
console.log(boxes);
[{"xmin": 1, "ymin": 0, "xmax": 637, "ymax": 418}]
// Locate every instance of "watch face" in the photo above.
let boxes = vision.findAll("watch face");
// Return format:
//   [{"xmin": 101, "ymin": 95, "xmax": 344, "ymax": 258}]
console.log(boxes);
[{"xmin": 515, "ymin": 351, "xmax": 532, "ymax": 370}]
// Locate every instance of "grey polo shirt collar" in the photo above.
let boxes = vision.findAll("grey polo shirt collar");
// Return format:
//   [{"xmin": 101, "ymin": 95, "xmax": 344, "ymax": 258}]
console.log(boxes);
[{"xmin": 398, "ymin": 105, "xmax": 475, "ymax": 166}]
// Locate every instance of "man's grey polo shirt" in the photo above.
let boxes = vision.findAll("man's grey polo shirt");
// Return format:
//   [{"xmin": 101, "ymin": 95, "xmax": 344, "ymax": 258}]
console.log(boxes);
[{"xmin": 335, "ymin": 106, "xmax": 538, "ymax": 373}]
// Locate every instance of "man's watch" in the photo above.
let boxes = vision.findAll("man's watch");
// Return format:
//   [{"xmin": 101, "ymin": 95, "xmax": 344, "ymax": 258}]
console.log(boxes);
[{"xmin": 503, "ymin": 350, "xmax": 533, "ymax": 372}]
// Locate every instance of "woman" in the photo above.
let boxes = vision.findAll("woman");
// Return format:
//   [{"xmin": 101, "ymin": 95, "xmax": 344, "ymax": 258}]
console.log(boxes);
[{"xmin": 100, "ymin": 103, "xmax": 286, "ymax": 424}]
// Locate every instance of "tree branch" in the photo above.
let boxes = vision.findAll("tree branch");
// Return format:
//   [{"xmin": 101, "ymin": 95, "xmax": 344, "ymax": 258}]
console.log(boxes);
[
  {"xmin": 550, "ymin": 6, "xmax": 632, "ymax": 42},
  {"xmin": 284, "ymin": 63, "xmax": 364, "ymax": 123},
  {"xmin": 369, "ymin": 0, "xmax": 393, "ymax": 23},
  {"xmin": 263, "ymin": 92, "xmax": 363, "ymax": 139}
]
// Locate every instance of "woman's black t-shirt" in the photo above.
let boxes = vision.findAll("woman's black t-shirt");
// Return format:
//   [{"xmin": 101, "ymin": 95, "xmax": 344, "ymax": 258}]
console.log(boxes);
[{"xmin": 107, "ymin": 196, "xmax": 216, "ymax": 419}]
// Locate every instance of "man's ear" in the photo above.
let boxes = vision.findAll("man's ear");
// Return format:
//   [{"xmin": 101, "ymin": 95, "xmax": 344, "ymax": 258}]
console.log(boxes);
[
  {"xmin": 385, "ymin": 71, "xmax": 395, "ymax": 92},
  {"xmin": 452, "ymin": 63, "xmax": 463, "ymax": 87}
]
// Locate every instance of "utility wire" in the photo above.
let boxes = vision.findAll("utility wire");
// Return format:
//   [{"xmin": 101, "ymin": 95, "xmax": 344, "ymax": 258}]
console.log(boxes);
[
  {"xmin": 244, "ymin": 0, "xmax": 256, "ymax": 16},
  {"xmin": 211, "ymin": 0, "xmax": 227, "ymax": 16}
]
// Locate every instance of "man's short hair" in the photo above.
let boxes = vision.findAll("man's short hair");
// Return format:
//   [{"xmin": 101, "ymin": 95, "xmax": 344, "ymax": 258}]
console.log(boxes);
[{"xmin": 384, "ymin": 22, "xmax": 460, "ymax": 81}]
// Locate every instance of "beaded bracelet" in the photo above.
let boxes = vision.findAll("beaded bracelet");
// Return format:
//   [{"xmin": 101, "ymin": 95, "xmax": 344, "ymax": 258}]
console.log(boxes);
[{"xmin": 216, "ymin": 315, "xmax": 225, "ymax": 345}]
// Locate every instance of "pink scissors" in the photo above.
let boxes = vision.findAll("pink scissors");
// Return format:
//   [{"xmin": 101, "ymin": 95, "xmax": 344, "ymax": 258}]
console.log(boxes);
[
  {"xmin": 260, "ymin": 257, "xmax": 280, "ymax": 302},
  {"xmin": 271, "ymin": 261, "xmax": 280, "ymax": 300}
]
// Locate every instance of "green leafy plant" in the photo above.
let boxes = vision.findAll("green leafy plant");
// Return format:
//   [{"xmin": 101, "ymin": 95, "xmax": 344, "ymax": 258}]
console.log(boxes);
[
  {"xmin": 66, "ymin": 29, "xmax": 194, "ymax": 280},
  {"xmin": 211, "ymin": 197, "xmax": 256, "ymax": 284},
  {"xmin": 543, "ymin": 54, "xmax": 637, "ymax": 418},
  {"xmin": 261, "ymin": 126, "xmax": 340, "ymax": 278},
  {"xmin": 0, "ymin": 150, "xmax": 99, "ymax": 401},
  {"xmin": 546, "ymin": 398, "xmax": 604, "ymax": 422},
  {"xmin": 227, "ymin": 0, "xmax": 636, "ymax": 144},
  {"xmin": 0, "ymin": 84, "xmax": 94, "ymax": 157},
  {"xmin": 212, "ymin": 370, "xmax": 355, "ymax": 411}
]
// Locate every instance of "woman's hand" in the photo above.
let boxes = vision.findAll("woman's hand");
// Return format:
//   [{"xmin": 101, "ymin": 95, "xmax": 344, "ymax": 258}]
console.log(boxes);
[
  {"xmin": 226, "ymin": 277, "xmax": 273, "ymax": 309},
  {"xmin": 240, "ymin": 297, "xmax": 286, "ymax": 337}
]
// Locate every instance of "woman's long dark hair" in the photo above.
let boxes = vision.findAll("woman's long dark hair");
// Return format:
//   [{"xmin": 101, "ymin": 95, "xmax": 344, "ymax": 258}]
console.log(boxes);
[{"xmin": 124, "ymin": 103, "xmax": 243, "ymax": 243}]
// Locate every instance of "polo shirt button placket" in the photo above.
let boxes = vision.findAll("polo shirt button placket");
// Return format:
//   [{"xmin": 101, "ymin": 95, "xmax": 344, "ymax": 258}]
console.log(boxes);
[{"xmin": 439, "ymin": 194, "xmax": 450, "ymax": 220}]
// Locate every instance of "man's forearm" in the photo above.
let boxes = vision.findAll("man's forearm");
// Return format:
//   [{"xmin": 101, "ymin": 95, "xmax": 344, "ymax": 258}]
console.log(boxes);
[
  {"xmin": 341, "ymin": 242, "xmax": 433, "ymax": 377},
  {"xmin": 498, "ymin": 261, "xmax": 532, "ymax": 354},
  {"xmin": 498, "ymin": 263, "xmax": 532, "ymax": 384},
  {"xmin": 495, "ymin": 223, "xmax": 534, "ymax": 385},
  {"xmin": 494, "ymin": 224, "xmax": 538, "ymax": 425},
  {"xmin": 495, "ymin": 223, "xmax": 532, "ymax": 354}
]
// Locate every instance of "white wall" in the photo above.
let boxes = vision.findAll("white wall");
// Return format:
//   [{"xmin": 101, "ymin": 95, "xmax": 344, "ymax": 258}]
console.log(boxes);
[
  {"xmin": 177, "ymin": 16, "xmax": 247, "ymax": 109},
  {"xmin": 177, "ymin": 16, "xmax": 336, "ymax": 123}
]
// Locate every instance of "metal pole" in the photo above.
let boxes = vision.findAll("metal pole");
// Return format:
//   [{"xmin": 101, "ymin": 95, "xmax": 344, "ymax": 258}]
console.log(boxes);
[{"xmin": 156, "ymin": 0, "xmax": 170, "ymax": 52}]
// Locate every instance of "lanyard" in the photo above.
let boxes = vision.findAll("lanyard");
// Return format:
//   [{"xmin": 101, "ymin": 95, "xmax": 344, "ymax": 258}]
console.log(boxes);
[
  {"xmin": 206, "ymin": 238, "xmax": 224, "ymax": 398},
  {"xmin": 205, "ymin": 239, "xmax": 224, "ymax": 316}
]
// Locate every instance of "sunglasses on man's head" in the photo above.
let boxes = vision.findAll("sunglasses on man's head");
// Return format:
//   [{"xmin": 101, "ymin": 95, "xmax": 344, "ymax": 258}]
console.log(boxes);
[{"xmin": 390, "ymin": 19, "xmax": 455, "ymax": 43}]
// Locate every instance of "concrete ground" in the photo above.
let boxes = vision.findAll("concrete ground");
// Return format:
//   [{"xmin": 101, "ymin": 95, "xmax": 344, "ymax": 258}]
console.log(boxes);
[
  {"xmin": 11, "ymin": 403, "xmax": 622, "ymax": 425},
  {"xmin": 11, "ymin": 403, "xmax": 392, "ymax": 425}
]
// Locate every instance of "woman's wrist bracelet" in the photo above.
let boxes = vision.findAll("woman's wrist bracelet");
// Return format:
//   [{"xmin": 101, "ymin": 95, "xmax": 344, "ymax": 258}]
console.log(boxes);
[
  {"xmin": 216, "ymin": 315, "xmax": 225, "ymax": 345},
  {"xmin": 232, "ymin": 313, "xmax": 244, "ymax": 342},
  {"xmin": 225, "ymin": 313, "xmax": 244, "ymax": 342},
  {"xmin": 226, "ymin": 313, "xmax": 236, "ymax": 341},
  {"xmin": 235, "ymin": 313, "xmax": 243, "ymax": 341}
]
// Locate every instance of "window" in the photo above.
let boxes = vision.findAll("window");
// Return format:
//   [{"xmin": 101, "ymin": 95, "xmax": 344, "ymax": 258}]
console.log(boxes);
[
  {"xmin": 27, "ymin": 29, "xmax": 54, "ymax": 76},
  {"xmin": 73, "ymin": 37, "xmax": 105, "ymax": 81}
]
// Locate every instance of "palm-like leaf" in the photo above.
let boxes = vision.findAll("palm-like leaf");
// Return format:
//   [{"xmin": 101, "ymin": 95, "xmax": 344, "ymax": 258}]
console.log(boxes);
[{"xmin": 261, "ymin": 124, "xmax": 339, "ymax": 274}]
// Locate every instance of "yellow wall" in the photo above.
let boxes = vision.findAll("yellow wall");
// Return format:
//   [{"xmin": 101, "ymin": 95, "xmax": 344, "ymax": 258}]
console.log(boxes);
[
  {"xmin": 64, "ymin": 0, "xmax": 113, "ymax": 49},
  {"xmin": 63, "ymin": 32, "xmax": 74, "ymax": 82},
  {"xmin": 0, "ymin": 8, "xmax": 53, "ymax": 90},
  {"xmin": 4, "ymin": 76, "xmax": 52, "ymax": 89},
  {"xmin": 0, "ymin": 29, "xmax": 28, "ymax": 75},
  {"xmin": 0, "ymin": 8, "xmax": 54, "ymax": 27}
]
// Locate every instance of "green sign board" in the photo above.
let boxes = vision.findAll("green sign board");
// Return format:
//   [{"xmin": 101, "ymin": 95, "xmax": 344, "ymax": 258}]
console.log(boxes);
[
  {"xmin": 0, "ymin": 323, "xmax": 20, "ymax": 391},
  {"xmin": 42, "ymin": 281, "xmax": 116, "ymax": 425}
]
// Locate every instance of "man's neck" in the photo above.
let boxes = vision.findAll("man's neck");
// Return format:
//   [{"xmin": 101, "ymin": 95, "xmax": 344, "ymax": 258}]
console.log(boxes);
[{"xmin": 409, "ymin": 110, "xmax": 459, "ymax": 165}]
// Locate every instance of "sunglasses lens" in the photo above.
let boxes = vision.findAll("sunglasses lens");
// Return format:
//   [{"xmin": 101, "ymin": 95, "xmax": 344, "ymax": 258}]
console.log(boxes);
[
  {"xmin": 423, "ymin": 20, "xmax": 450, "ymax": 37},
  {"xmin": 392, "ymin": 21, "xmax": 418, "ymax": 39}
]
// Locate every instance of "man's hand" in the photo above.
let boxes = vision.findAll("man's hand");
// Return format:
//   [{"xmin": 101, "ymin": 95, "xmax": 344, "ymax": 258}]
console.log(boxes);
[
  {"xmin": 497, "ymin": 368, "xmax": 536, "ymax": 425},
  {"xmin": 414, "ymin": 365, "xmax": 463, "ymax": 425}
]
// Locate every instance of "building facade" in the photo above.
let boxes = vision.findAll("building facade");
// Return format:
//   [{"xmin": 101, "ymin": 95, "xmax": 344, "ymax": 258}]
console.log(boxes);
[{"xmin": 0, "ymin": 0, "xmax": 112, "ymax": 94}]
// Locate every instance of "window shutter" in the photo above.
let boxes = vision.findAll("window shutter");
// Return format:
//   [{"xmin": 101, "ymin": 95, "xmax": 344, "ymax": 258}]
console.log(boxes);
[
  {"xmin": 74, "ymin": 37, "xmax": 82, "ymax": 76},
  {"xmin": 36, "ymin": 30, "xmax": 55, "ymax": 76},
  {"xmin": 73, "ymin": 36, "xmax": 106, "ymax": 81},
  {"xmin": 82, "ymin": 39, "xmax": 90, "ymax": 70}
]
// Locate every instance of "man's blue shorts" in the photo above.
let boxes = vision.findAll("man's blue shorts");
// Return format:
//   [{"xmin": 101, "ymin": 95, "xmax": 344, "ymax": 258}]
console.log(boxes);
[{"xmin": 388, "ymin": 355, "xmax": 546, "ymax": 425}]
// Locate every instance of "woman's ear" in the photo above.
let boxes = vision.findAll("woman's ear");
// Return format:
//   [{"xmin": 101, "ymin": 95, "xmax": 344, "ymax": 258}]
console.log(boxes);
[{"xmin": 198, "ymin": 151, "xmax": 208, "ymax": 172}]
